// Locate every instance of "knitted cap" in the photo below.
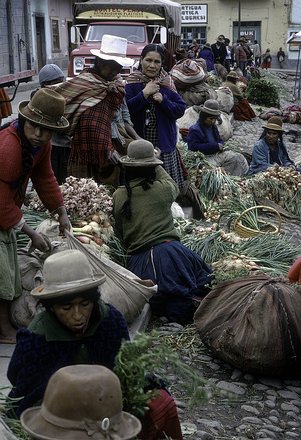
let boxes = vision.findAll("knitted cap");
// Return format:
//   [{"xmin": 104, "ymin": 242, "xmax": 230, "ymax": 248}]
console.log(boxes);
[
  {"xmin": 39, "ymin": 64, "xmax": 64, "ymax": 85},
  {"xmin": 171, "ymin": 59, "xmax": 205, "ymax": 90}
]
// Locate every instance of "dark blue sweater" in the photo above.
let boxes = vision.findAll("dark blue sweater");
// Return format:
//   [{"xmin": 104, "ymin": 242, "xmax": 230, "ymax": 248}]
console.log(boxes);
[
  {"xmin": 7, "ymin": 304, "xmax": 129, "ymax": 417},
  {"xmin": 125, "ymin": 82, "xmax": 185, "ymax": 153}
]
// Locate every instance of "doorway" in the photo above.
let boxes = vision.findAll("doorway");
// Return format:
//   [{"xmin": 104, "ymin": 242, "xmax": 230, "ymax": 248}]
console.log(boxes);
[{"xmin": 35, "ymin": 15, "xmax": 46, "ymax": 71}]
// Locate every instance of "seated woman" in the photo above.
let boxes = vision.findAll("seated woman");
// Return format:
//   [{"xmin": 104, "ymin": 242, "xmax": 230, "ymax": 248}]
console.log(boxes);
[
  {"xmin": 7, "ymin": 249, "xmax": 183, "ymax": 440},
  {"xmin": 113, "ymin": 139, "xmax": 213, "ymax": 325},
  {"xmin": 248, "ymin": 116, "xmax": 296, "ymax": 175},
  {"xmin": 223, "ymin": 71, "xmax": 256, "ymax": 121},
  {"xmin": 186, "ymin": 99, "xmax": 249, "ymax": 176}
]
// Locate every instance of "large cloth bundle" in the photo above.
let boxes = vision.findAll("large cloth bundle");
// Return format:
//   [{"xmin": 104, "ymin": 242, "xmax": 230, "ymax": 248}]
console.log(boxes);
[
  {"xmin": 171, "ymin": 59, "xmax": 206, "ymax": 91},
  {"xmin": 216, "ymin": 87, "xmax": 234, "ymax": 114},
  {"xmin": 194, "ymin": 273, "xmax": 301, "ymax": 376}
]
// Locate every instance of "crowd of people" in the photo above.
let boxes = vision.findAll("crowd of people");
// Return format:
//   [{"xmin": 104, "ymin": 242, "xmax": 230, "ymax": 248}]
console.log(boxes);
[{"xmin": 0, "ymin": 31, "xmax": 295, "ymax": 440}]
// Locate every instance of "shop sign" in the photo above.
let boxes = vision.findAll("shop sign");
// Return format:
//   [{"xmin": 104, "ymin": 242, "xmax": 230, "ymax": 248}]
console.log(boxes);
[
  {"xmin": 181, "ymin": 5, "xmax": 208, "ymax": 24},
  {"xmin": 78, "ymin": 9, "xmax": 163, "ymax": 20}
]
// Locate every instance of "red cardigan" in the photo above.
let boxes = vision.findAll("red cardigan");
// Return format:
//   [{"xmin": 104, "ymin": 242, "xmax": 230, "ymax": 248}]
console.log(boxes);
[{"xmin": 0, "ymin": 124, "xmax": 64, "ymax": 230}]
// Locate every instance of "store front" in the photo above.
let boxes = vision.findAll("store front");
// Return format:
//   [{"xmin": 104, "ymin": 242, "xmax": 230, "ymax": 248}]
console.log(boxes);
[{"xmin": 181, "ymin": 4, "xmax": 208, "ymax": 47}]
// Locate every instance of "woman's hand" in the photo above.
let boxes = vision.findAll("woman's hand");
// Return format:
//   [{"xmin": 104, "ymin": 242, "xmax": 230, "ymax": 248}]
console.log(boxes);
[
  {"xmin": 143, "ymin": 81, "xmax": 160, "ymax": 99},
  {"xmin": 152, "ymin": 92, "xmax": 163, "ymax": 103},
  {"xmin": 53, "ymin": 206, "xmax": 71, "ymax": 234},
  {"xmin": 28, "ymin": 231, "xmax": 52, "ymax": 253}
]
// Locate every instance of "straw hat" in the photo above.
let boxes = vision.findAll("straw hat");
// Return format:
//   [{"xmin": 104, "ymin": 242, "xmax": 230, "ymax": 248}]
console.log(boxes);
[
  {"xmin": 120, "ymin": 139, "xmax": 163, "ymax": 167},
  {"xmin": 200, "ymin": 99, "xmax": 221, "ymax": 116},
  {"xmin": 31, "ymin": 250, "xmax": 106, "ymax": 300},
  {"xmin": 262, "ymin": 116, "xmax": 285, "ymax": 132},
  {"xmin": 90, "ymin": 34, "xmax": 134, "ymax": 67},
  {"xmin": 21, "ymin": 364, "xmax": 142, "ymax": 440},
  {"xmin": 18, "ymin": 88, "xmax": 69, "ymax": 131}
]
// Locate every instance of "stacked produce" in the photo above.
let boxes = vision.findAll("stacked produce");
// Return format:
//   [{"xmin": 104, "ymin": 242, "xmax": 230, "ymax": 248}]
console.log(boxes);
[{"xmin": 25, "ymin": 176, "xmax": 113, "ymax": 220}]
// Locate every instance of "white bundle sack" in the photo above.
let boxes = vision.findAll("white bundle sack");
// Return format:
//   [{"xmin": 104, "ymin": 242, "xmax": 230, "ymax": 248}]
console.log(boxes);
[{"xmin": 65, "ymin": 232, "xmax": 157, "ymax": 323}]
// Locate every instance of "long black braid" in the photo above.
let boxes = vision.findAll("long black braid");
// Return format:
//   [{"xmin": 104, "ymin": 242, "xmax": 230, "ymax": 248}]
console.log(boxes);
[
  {"xmin": 121, "ymin": 167, "xmax": 157, "ymax": 219},
  {"xmin": 12, "ymin": 115, "xmax": 34, "ymax": 197}
]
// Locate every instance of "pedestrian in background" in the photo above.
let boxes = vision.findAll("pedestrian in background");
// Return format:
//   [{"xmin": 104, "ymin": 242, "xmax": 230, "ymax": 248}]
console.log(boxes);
[
  {"xmin": 251, "ymin": 40, "xmax": 261, "ymax": 67},
  {"xmin": 261, "ymin": 49, "xmax": 272, "ymax": 69},
  {"xmin": 0, "ymin": 88, "xmax": 70, "ymax": 343},
  {"xmin": 277, "ymin": 47, "xmax": 286, "ymax": 68}
]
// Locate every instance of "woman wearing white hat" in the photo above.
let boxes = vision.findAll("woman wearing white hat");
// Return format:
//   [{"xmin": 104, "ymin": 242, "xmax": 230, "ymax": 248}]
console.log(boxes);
[
  {"xmin": 0, "ymin": 89, "xmax": 70, "ymax": 344},
  {"xmin": 54, "ymin": 35, "xmax": 134, "ymax": 186}
]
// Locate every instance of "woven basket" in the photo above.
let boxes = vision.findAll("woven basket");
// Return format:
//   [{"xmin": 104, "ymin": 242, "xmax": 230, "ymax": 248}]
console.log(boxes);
[{"xmin": 233, "ymin": 205, "xmax": 282, "ymax": 238}]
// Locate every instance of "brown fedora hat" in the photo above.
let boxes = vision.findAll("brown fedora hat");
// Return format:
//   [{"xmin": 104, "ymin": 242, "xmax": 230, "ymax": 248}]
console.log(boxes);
[
  {"xmin": 262, "ymin": 116, "xmax": 285, "ymax": 132},
  {"xmin": 31, "ymin": 250, "xmax": 106, "ymax": 300},
  {"xmin": 19, "ymin": 88, "xmax": 69, "ymax": 131},
  {"xmin": 21, "ymin": 364, "xmax": 142, "ymax": 440},
  {"xmin": 200, "ymin": 99, "xmax": 221, "ymax": 116}
]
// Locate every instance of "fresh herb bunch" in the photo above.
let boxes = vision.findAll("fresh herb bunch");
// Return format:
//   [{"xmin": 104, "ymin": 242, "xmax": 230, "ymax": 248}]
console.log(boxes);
[
  {"xmin": 0, "ymin": 388, "xmax": 30, "ymax": 440},
  {"xmin": 246, "ymin": 78, "xmax": 280, "ymax": 108},
  {"xmin": 114, "ymin": 332, "xmax": 208, "ymax": 417}
]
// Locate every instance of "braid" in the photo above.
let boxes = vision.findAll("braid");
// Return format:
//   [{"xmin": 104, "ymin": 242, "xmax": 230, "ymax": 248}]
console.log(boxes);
[
  {"xmin": 12, "ymin": 116, "xmax": 33, "ymax": 195},
  {"xmin": 121, "ymin": 179, "xmax": 133, "ymax": 220},
  {"xmin": 121, "ymin": 167, "xmax": 157, "ymax": 219}
]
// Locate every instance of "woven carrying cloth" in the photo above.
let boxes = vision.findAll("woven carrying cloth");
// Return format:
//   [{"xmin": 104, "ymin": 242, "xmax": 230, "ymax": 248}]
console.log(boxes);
[{"xmin": 194, "ymin": 273, "xmax": 301, "ymax": 376}]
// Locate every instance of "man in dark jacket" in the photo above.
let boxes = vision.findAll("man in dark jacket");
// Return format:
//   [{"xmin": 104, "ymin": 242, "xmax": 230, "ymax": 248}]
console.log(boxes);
[{"xmin": 211, "ymin": 35, "xmax": 227, "ymax": 66}]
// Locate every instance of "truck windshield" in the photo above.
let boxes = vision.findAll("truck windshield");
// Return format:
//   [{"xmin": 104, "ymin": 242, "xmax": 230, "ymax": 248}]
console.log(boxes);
[{"xmin": 86, "ymin": 24, "xmax": 146, "ymax": 43}]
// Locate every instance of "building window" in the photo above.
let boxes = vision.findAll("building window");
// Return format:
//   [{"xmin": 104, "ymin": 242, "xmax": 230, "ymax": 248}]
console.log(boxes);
[
  {"xmin": 181, "ymin": 27, "xmax": 207, "ymax": 48},
  {"xmin": 51, "ymin": 18, "xmax": 60, "ymax": 51}
]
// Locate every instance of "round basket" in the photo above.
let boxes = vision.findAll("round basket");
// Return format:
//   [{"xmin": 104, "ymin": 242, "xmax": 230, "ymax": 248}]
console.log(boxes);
[{"xmin": 233, "ymin": 205, "xmax": 282, "ymax": 238}]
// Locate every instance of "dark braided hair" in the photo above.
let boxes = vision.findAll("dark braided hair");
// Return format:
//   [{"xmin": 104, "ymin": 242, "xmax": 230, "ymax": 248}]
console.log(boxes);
[
  {"xmin": 121, "ymin": 167, "xmax": 157, "ymax": 219},
  {"xmin": 260, "ymin": 128, "xmax": 283, "ymax": 141},
  {"xmin": 10, "ymin": 115, "xmax": 34, "ymax": 197}
]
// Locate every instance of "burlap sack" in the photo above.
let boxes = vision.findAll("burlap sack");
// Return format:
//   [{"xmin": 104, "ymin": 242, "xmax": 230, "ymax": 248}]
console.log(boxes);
[{"xmin": 194, "ymin": 273, "xmax": 301, "ymax": 376}]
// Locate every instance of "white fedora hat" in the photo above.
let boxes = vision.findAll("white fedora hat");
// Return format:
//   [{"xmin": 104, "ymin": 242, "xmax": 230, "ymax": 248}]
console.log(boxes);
[{"xmin": 90, "ymin": 34, "xmax": 134, "ymax": 68}]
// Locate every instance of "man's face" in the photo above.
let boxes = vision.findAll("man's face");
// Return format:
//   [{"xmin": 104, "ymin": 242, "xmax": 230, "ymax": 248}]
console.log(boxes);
[
  {"xmin": 24, "ymin": 120, "xmax": 53, "ymax": 147},
  {"xmin": 97, "ymin": 60, "xmax": 123, "ymax": 81}
]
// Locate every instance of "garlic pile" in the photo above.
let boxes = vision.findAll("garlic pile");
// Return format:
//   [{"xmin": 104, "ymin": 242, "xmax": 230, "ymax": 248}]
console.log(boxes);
[{"xmin": 26, "ymin": 176, "xmax": 113, "ymax": 219}]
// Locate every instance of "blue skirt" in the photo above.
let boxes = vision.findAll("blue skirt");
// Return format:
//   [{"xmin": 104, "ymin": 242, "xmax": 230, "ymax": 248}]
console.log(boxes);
[{"xmin": 127, "ymin": 241, "xmax": 213, "ymax": 324}]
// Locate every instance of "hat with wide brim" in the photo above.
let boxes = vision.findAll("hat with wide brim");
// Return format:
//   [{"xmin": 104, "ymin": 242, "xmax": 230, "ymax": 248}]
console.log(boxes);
[
  {"xmin": 19, "ymin": 88, "xmax": 69, "ymax": 131},
  {"xmin": 31, "ymin": 250, "xmax": 106, "ymax": 300},
  {"xmin": 20, "ymin": 365, "xmax": 142, "ymax": 440},
  {"xmin": 120, "ymin": 139, "xmax": 163, "ymax": 167},
  {"xmin": 227, "ymin": 71, "xmax": 239, "ymax": 80},
  {"xmin": 21, "ymin": 407, "xmax": 141, "ymax": 440},
  {"xmin": 200, "ymin": 99, "xmax": 221, "ymax": 116},
  {"xmin": 90, "ymin": 34, "xmax": 134, "ymax": 68},
  {"xmin": 262, "ymin": 116, "xmax": 285, "ymax": 132}
]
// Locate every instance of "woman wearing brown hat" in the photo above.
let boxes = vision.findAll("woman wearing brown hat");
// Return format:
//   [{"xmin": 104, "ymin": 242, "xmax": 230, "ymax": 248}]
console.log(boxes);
[
  {"xmin": 0, "ymin": 88, "xmax": 70, "ymax": 344},
  {"xmin": 114, "ymin": 139, "xmax": 213, "ymax": 325},
  {"xmin": 186, "ymin": 99, "xmax": 249, "ymax": 176},
  {"xmin": 223, "ymin": 71, "xmax": 256, "ymax": 121},
  {"xmin": 248, "ymin": 116, "xmax": 296, "ymax": 175}
]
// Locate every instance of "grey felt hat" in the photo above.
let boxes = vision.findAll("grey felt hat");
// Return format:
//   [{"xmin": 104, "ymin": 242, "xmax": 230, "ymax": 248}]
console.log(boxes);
[
  {"xmin": 39, "ymin": 64, "xmax": 65, "ymax": 85},
  {"xmin": 200, "ymin": 99, "xmax": 221, "ymax": 116},
  {"xmin": 31, "ymin": 250, "xmax": 106, "ymax": 299},
  {"xmin": 120, "ymin": 139, "xmax": 163, "ymax": 167}
]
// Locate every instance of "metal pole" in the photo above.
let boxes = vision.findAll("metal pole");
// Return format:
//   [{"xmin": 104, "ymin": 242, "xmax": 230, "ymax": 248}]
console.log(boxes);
[{"xmin": 238, "ymin": 0, "xmax": 241, "ymax": 40}]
